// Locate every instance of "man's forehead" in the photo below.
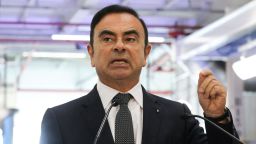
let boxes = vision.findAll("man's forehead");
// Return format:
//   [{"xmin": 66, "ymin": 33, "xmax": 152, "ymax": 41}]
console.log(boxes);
[
  {"xmin": 95, "ymin": 13, "xmax": 144, "ymax": 34},
  {"xmin": 100, "ymin": 12, "xmax": 139, "ymax": 22},
  {"xmin": 94, "ymin": 13, "xmax": 144, "ymax": 31}
]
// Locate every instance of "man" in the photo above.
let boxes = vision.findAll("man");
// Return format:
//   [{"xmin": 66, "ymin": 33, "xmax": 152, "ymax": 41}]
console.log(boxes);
[{"xmin": 40, "ymin": 4, "xmax": 239, "ymax": 144}]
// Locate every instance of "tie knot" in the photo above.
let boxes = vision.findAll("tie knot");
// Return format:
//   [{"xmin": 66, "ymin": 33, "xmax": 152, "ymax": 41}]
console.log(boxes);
[{"xmin": 114, "ymin": 93, "xmax": 132, "ymax": 105}]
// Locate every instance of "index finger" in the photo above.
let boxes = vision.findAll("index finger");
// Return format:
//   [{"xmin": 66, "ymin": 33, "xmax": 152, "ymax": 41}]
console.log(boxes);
[
  {"xmin": 200, "ymin": 69, "xmax": 213, "ymax": 77},
  {"xmin": 198, "ymin": 69, "xmax": 213, "ymax": 86}
]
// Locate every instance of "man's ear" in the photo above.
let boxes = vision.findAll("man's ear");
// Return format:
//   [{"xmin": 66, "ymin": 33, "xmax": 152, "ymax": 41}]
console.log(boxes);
[
  {"xmin": 143, "ymin": 44, "xmax": 152, "ymax": 66},
  {"xmin": 87, "ymin": 44, "xmax": 95, "ymax": 67}
]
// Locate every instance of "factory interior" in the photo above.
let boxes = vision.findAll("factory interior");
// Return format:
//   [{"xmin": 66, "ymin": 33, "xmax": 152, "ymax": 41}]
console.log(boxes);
[{"xmin": 0, "ymin": 0, "xmax": 256, "ymax": 143}]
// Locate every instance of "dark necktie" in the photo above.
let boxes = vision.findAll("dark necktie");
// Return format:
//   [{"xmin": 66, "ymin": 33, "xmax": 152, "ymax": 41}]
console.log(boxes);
[{"xmin": 114, "ymin": 93, "xmax": 135, "ymax": 144}]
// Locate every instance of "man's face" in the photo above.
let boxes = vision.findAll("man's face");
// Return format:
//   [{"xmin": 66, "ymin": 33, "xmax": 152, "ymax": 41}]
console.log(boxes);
[{"xmin": 88, "ymin": 13, "xmax": 151, "ymax": 87}]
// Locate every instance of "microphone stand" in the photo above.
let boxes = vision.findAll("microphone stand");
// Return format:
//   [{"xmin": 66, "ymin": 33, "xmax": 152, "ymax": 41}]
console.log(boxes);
[
  {"xmin": 93, "ymin": 101, "xmax": 118, "ymax": 144},
  {"xmin": 183, "ymin": 114, "xmax": 244, "ymax": 144}
]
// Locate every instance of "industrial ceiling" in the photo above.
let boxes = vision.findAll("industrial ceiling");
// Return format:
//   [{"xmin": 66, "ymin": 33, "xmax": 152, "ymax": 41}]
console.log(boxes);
[{"xmin": 0, "ymin": 0, "xmax": 251, "ymax": 47}]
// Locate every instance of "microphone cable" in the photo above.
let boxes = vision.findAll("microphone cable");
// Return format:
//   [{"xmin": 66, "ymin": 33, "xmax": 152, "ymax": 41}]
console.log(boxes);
[{"xmin": 182, "ymin": 114, "xmax": 244, "ymax": 144}]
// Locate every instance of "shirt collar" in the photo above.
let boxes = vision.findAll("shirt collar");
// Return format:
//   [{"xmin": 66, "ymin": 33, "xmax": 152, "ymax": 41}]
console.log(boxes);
[{"xmin": 97, "ymin": 80, "xmax": 143, "ymax": 109}]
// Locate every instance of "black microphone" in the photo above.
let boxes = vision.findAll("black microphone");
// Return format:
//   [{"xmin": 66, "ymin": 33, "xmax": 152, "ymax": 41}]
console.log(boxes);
[
  {"xmin": 182, "ymin": 113, "xmax": 244, "ymax": 144},
  {"xmin": 93, "ymin": 97, "xmax": 119, "ymax": 144}
]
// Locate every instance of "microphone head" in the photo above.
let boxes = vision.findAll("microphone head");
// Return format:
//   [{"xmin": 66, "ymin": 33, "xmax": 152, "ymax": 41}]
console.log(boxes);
[{"xmin": 111, "ymin": 96, "xmax": 120, "ymax": 107}]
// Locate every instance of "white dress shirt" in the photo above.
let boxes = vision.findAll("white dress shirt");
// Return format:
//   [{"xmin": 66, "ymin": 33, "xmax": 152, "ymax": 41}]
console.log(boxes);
[{"xmin": 97, "ymin": 80, "xmax": 143, "ymax": 144}]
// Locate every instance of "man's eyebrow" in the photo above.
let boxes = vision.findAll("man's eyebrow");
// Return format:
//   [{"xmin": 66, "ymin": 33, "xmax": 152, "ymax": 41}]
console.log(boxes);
[
  {"xmin": 124, "ymin": 30, "xmax": 139, "ymax": 37},
  {"xmin": 98, "ymin": 30, "xmax": 116, "ymax": 37}
]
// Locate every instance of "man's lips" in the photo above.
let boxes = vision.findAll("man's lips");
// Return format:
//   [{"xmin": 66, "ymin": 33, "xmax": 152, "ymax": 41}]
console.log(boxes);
[{"xmin": 110, "ymin": 58, "xmax": 129, "ymax": 64}]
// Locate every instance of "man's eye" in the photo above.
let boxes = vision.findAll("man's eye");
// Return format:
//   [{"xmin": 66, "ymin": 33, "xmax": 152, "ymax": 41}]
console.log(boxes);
[
  {"xmin": 103, "ymin": 37, "xmax": 113, "ymax": 42},
  {"xmin": 126, "ymin": 38, "xmax": 136, "ymax": 42}
]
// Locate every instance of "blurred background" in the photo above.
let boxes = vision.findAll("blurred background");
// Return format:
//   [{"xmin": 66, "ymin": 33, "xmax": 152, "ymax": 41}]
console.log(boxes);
[{"xmin": 0, "ymin": 0, "xmax": 255, "ymax": 144}]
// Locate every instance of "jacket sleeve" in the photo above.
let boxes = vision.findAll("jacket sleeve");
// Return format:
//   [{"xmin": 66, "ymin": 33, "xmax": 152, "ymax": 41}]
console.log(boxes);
[
  {"xmin": 183, "ymin": 104, "xmax": 239, "ymax": 144},
  {"xmin": 205, "ymin": 108, "xmax": 240, "ymax": 144},
  {"xmin": 182, "ymin": 104, "xmax": 208, "ymax": 144},
  {"xmin": 40, "ymin": 108, "xmax": 63, "ymax": 144}
]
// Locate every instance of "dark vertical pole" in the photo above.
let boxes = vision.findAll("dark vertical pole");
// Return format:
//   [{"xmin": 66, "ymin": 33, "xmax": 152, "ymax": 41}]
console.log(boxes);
[
  {"xmin": 3, "ymin": 115, "xmax": 13, "ymax": 144},
  {"xmin": 2, "ymin": 109, "xmax": 17, "ymax": 144}
]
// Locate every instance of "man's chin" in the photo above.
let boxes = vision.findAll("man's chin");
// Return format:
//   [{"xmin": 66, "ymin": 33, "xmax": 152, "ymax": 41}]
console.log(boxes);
[
  {"xmin": 109, "ymin": 71, "xmax": 132, "ymax": 80},
  {"xmin": 112, "ymin": 74, "xmax": 130, "ymax": 80}
]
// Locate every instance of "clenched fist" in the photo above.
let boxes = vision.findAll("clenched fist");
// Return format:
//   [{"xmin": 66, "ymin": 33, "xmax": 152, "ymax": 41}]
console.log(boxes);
[{"xmin": 198, "ymin": 70, "xmax": 227, "ymax": 118}]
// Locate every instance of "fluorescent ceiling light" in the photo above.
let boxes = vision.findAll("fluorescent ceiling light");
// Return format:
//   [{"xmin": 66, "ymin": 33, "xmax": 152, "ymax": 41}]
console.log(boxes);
[
  {"xmin": 22, "ymin": 52, "xmax": 86, "ymax": 59},
  {"xmin": 51, "ymin": 34, "xmax": 90, "ymax": 41},
  {"xmin": 149, "ymin": 36, "xmax": 166, "ymax": 43},
  {"xmin": 232, "ymin": 54, "xmax": 256, "ymax": 80}
]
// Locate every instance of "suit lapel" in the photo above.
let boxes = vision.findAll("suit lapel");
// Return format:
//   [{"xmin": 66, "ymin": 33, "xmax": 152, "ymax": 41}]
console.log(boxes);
[
  {"xmin": 81, "ymin": 86, "xmax": 114, "ymax": 144},
  {"xmin": 142, "ymin": 87, "xmax": 162, "ymax": 144}
]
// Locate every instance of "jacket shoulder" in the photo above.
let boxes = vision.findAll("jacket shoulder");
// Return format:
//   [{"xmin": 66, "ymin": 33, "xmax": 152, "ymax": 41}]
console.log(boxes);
[
  {"xmin": 146, "ymin": 92, "xmax": 189, "ymax": 114},
  {"xmin": 49, "ymin": 86, "xmax": 98, "ymax": 113}
]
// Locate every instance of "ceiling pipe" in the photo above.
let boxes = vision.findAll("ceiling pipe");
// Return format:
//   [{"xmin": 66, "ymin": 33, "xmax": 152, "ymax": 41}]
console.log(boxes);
[
  {"xmin": 0, "ymin": 21, "xmax": 202, "ymax": 29},
  {"xmin": 0, "ymin": 38, "xmax": 86, "ymax": 44},
  {"xmin": 0, "ymin": 38, "xmax": 172, "ymax": 45}
]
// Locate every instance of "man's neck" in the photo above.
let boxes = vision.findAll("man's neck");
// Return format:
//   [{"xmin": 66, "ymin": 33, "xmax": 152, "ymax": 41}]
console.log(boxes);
[{"xmin": 99, "ymin": 78, "xmax": 139, "ymax": 92}]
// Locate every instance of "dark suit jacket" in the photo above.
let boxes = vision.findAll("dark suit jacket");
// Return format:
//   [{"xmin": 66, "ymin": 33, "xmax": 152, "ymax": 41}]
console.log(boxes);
[{"xmin": 40, "ymin": 85, "xmax": 238, "ymax": 144}]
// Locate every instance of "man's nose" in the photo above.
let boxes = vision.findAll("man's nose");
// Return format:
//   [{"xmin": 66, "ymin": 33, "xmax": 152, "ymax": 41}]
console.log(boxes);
[{"xmin": 113, "ymin": 39, "xmax": 125, "ymax": 52}]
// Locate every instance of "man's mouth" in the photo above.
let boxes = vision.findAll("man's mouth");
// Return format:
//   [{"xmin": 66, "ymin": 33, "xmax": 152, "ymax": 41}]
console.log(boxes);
[{"xmin": 111, "ymin": 59, "xmax": 128, "ymax": 64}]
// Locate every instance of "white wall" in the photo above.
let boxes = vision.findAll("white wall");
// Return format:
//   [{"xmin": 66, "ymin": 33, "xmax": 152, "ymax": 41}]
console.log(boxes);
[{"xmin": 13, "ymin": 91, "xmax": 85, "ymax": 144}]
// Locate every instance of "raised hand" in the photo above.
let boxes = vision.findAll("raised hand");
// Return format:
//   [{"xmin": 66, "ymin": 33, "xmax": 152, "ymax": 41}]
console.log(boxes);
[{"xmin": 197, "ymin": 69, "xmax": 226, "ymax": 117}]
